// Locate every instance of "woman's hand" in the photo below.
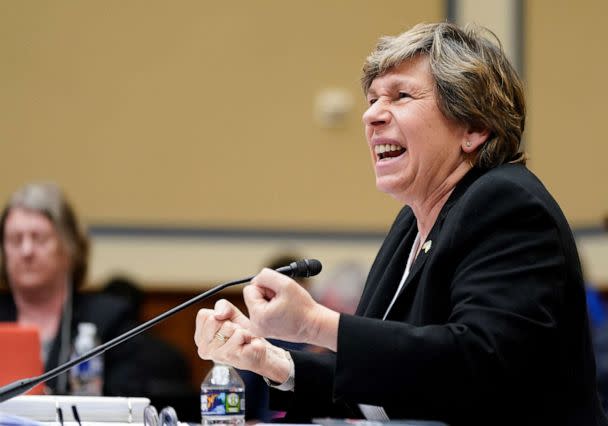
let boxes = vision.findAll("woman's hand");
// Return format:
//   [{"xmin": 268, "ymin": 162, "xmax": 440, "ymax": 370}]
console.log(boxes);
[
  {"xmin": 194, "ymin": 299, "xmax": 291, "ymax": 383},
  {"xmin": 244, "ymin": 268, "xmax": 340, "ymax": 350}
]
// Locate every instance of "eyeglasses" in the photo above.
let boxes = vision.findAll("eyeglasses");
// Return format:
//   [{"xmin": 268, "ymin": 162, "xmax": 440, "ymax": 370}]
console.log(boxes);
[
  {"xmin": 4, "ymin": 232, "xmax": 58, "ymax": 252},
  {"xmin": 143, "ymin": 405, "xmax": 179, "ymax": 426}
]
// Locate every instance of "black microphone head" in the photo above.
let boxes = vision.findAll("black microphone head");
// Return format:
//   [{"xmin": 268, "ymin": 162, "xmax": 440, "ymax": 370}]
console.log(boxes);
[{"xmin": 289, "ymin": 259, "xmax": 322, "ymax": 278}]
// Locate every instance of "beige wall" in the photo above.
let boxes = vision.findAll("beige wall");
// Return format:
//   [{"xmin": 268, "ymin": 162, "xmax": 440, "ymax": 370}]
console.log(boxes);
[
  {"xmin": 0, "ymin": 1, "xmax": 443, "ymax": 232},
  {"xmin": 454, "ymin": 0, "xmax": 520, "ymax": 70},
  {"xmin": 2, "ymin": 2, "xmax": 608, "ymax": 288},
  {"xmin": 4, "ymin": 1, "xmax": 606, "ymax": 229},
  {"xmin": 526, "ymin": 0, "xmax": 608, "ymax": 227}
]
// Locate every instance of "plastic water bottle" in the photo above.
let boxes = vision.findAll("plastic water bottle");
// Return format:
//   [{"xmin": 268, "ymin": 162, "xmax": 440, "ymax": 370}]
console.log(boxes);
[
  {"xmin": 69, "ymin": 322, "xmax": 104, "ymax": 396},
  {"xmin": 200, "ymin": 363, "xmax": 245, "ymax": 426}
]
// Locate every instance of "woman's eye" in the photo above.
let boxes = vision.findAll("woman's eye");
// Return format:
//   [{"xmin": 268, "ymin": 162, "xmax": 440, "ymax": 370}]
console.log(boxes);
[
  {"xmin": 398, "ymin": 92, "xmax": 411, "ymax": 99},
  {"xmin": 368, "ymin": 98, "xmax": 377, "ymax": 105},
  {"xmin": 5, "ymin": 234, "xmax": 21, "ymax": 248}
]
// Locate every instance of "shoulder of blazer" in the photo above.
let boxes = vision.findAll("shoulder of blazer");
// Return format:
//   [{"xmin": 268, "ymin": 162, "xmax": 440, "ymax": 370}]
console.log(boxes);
[{"xmin": 438, "ymin": 164, "xmax": 550, "ymax": 220}]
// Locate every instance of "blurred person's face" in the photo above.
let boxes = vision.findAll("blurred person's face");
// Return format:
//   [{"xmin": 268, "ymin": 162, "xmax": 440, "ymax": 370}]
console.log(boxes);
[
  {"xmin": 362, "ymin": 55, "xmax": 469, "ymax": 204},
  {"xmin": 3, "ymin": 207, "xmax": 71, "ymax": 292}
]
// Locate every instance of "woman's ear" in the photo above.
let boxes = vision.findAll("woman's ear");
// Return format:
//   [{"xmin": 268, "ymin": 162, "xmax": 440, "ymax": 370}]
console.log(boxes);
[{"xmin": 462, "ymin": 128, "xmax": 491, "ymax": 154}]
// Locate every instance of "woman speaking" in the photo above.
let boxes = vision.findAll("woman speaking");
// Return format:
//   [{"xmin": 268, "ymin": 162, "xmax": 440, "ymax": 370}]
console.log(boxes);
[{"xmin": 194, "ymin": 22, "xmax": 607, "ymax": 426}]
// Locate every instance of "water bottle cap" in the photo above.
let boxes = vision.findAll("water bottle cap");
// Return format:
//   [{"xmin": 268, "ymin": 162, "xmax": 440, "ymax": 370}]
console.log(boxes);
[
  {"xmin": 77, "ymin": 322, "xmax": 97, "ymax": 336},
  {"xmin": 211, "ymin": 364, "xmax": 230, "ymax": 385}
]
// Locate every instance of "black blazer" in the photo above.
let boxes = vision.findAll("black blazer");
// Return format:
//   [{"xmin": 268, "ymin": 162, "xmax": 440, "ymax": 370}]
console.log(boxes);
[
  {"xmin": 272, "ymin": 164, "xmax": 608, "ymax": 426},
  {"xmin": 0, "ymin": 292, "xmax": 145, "ymax": 396}
]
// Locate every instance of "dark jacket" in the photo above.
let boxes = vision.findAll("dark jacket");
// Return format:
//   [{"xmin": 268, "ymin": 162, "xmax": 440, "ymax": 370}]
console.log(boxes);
[
  {"xmin": 272, "ymin": 164, "xmax": 608, "ymax": 426},
  {"xmin": 0, "ymin": 292, "xmax": 145, "ymax": 396}
]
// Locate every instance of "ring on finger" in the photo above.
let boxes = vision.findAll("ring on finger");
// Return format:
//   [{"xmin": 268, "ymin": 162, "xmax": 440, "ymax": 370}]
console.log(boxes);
[{"xmin": 214, "ymin": 332, "xmax": 227, "ymax": 343}]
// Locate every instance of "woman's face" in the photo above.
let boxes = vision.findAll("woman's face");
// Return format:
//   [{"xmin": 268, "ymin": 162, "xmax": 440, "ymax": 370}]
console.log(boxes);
[
  {"xmin": 363, "ymin": 55, "xmax": 468, "ymax": 204},
  {"xmin": 3, "ymin": 207, "xmax": 71, "ymax": 293}
]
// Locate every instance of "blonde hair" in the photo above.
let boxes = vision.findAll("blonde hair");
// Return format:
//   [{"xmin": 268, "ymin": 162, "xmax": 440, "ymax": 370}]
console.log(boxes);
[
  {"xmin": 0, "ymin": 183, "xmax": 89, "ymax": 289},
  {"xmin": 362, "ymin": 22, "xmax": 526, "ymax": 169}
]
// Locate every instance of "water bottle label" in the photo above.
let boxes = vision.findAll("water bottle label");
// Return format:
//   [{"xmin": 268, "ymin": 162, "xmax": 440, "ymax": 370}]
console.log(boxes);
[
  {"xmin": 201, "ymin": 390, "xmax": 245, "ymax": 415},
  {"xmin": 71, "ymin": 358, "xmax": 103, "ymax": 380}
]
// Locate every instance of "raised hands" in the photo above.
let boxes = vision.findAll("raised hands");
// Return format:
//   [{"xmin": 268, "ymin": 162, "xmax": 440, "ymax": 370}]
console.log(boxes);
[
  {"xmin": 245, "ymin": 268, "xmax": 339, "ymax": 350},
  {"xmin": 194, "ymin": 267, "xmax": 339, "ymax": 381},
  {"xmin": 194, "ymin": 299, "xmax": 291, "ymax": 383}
]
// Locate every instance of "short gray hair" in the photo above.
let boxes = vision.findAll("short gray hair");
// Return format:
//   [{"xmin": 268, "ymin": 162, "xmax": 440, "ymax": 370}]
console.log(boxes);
[{"xmin": 362, "ymin": 22, "xmax": 526, "ymax": 169}]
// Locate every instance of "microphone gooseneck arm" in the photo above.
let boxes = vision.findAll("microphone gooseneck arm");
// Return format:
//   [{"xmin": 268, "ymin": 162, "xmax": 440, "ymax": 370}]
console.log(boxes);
[{"xmin": 0, "ymin": 258, "xmax": 322, "ymax": 403}]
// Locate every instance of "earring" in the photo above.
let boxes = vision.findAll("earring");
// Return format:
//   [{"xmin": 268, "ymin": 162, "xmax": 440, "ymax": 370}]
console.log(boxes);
[{"xmin": 465, "ymin": 140, "xmax": 472, "ymax": 148}]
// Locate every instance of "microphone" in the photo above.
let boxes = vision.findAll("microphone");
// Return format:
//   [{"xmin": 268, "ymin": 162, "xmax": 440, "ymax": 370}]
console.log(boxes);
[
  {"xmin": 274, "ymin": 258, "xmax": 322, "ymax": 278},
  {"xmin": 0, "ymin": 258, "xmax": 322, "ymax": 403}
]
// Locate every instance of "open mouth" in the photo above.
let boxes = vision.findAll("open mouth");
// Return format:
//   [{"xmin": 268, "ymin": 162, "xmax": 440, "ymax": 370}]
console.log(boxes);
[{"xmin": 375, "ymin": 144, "xmax": 406, "ymax": 160}]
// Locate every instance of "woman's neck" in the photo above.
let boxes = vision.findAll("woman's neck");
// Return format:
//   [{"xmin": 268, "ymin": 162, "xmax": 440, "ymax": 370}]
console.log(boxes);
[
  {"xmin": 409, "ymin": 162, "xmax": 471, "ymax": 242},
  {"xmin": 14, "ymin": 280, "xmax": 68, "ymax": 342}
]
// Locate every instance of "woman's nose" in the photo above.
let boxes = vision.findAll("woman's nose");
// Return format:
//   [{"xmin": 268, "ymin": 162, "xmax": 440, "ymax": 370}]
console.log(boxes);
[
  {"xmin": 20, "ymin": 236, "xmax": 34, "ymax": 256},
  {"xmin": 362, "ymin": 99, "xmax": 391, "ymax": 127}
]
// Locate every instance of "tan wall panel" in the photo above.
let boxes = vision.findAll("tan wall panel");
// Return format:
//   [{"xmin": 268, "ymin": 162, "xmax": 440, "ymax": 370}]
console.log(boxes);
[
  {"xmin": 456, "ymin": 0, "xmax": 519, "ymax": 69},
  {"xmin": 0, "ymin": 1, "xmax": 443, "ymax": 231},
  {"xmin": 526, "ymin": 0, "xmax": 608, "ymax": 226}
]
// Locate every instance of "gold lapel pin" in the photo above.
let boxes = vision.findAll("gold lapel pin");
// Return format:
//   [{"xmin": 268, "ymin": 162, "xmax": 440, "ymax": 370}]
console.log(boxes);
[{"xmin": 422, "ymin": 240, "xmax": 432, "ymax": 253}]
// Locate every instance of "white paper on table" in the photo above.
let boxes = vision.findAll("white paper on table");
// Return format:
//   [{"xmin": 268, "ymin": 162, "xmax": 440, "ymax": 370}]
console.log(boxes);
[{"xmin": 0, "ymin": 395, "xmax": 150, "ymax": 423}]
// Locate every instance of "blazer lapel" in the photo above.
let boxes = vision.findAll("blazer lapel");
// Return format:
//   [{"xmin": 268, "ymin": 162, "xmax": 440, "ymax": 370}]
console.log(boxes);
[
  {"xmin": 384, "ymin": 167, "xmax": 484, "ymax": 316},
  {"xmin": 389, "ymin": 219, "xmax": 442, "ymax": 304},
  {"xmin": 358, "ymin": 210, "xmax": 418, "ymax": 319}
]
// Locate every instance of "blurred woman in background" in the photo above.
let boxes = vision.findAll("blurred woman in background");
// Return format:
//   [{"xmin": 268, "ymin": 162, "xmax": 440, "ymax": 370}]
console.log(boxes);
[{"xmin": 0, "ymin": 182, "xmax": 142, "ymax": 395}]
